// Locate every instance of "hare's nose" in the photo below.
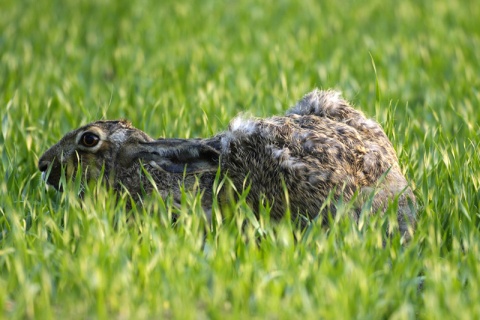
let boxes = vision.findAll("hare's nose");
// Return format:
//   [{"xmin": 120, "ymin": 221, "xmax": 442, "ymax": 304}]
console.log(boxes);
[{"xmin": 38, "ymin": 160, "xmax": 50, "ymax": 172}]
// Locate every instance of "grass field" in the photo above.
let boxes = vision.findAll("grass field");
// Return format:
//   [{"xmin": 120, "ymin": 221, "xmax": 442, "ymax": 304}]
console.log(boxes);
[{"xmin": 1, "ymin": 0, "xmax": 480, "ymax": 318}]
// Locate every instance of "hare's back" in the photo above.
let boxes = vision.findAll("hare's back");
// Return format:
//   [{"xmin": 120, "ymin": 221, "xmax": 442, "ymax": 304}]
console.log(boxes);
[{"xmin": 219, "ymin": 114, "xmax": 376, "ymax": 219}]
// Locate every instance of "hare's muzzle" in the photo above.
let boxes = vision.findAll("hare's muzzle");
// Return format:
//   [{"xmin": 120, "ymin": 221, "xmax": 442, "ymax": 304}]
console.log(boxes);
[
  {"xmin": 38, "ymin": 160, "xmax": 49, "ymax": 172},
  {"xmin": 38, "ymin": 157, "xmax": 62, "ymax": 190},
  {"xmin": 38, "ymin": 159, "xmax": 51, "ymax": 184}
]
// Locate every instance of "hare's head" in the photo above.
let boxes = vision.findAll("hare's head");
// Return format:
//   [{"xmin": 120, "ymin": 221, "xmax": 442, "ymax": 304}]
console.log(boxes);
[
  {"xmin": 38, "ymin": 120, "xmax": 221, "ymax": 193},
  {"xmin": 38, "ymin": 120, "xmax": 153, "ymax": 190}
]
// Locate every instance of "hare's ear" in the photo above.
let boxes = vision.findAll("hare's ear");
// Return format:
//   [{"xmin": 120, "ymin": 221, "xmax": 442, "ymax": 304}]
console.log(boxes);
[{"xmin": 140, "ymin": 139, "xmax": 220, "ymax": 174}]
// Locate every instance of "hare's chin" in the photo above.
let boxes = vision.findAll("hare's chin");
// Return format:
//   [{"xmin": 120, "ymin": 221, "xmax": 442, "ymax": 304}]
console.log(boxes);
[{"xmin": 41, "ymin": 171, "xmax": 47, "ymax": 182}]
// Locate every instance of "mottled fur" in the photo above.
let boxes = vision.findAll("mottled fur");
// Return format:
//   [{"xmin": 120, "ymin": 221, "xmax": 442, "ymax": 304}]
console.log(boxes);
[{"xmin": 39, "ymin": 90, "xmax": 416, "ymax": 238}]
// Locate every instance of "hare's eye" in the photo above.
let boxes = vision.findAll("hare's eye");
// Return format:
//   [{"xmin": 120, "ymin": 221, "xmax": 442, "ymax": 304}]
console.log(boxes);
[{"xmin": 80, "ymin": 133, "xmax": 100, "ymax": 147}]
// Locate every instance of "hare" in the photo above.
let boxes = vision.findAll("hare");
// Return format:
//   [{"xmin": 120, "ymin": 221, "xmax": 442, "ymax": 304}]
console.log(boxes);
[{"xmin": 38, "ymin": 89, "xmax": 416, "ymax": 238}]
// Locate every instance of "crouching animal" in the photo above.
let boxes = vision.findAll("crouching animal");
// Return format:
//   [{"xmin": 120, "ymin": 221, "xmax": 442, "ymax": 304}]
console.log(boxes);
[{"xmin": 38, "ymin": 90, "xmax": 416, "ymax": 238}]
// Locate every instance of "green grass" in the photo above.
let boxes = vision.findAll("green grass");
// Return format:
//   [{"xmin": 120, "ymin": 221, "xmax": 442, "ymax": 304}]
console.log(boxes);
[{"xmin": 1, "ymin": 0, "xmax": 480, "ymax": 318}]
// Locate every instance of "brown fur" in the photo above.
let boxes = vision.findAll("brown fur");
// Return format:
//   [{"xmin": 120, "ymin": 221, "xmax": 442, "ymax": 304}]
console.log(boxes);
[{"xmin": 38, "ymin": 90, "xmax": 416, "ymax": 239}]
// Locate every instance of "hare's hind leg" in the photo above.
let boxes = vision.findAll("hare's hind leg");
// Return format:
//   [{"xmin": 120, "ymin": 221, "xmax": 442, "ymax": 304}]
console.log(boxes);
[{"xmin": 359, "ymin": 181, "xmax": 416, "ymax": 242}]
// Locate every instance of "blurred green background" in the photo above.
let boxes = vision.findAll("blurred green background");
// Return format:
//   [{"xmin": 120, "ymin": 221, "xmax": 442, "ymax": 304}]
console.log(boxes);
[{"xmin": 1, "ymin": 0, "xmax": 480, "ymax": 318}]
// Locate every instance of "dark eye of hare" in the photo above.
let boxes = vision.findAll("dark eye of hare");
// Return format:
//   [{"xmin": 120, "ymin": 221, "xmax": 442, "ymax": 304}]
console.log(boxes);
[{"xmin": 80, "ymin": 132, "xmax": 100, "ymax": 147}]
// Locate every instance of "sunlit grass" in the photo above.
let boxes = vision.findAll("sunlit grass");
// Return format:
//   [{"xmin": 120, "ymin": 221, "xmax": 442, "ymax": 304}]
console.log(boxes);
[{"xmin": 1, "ymin": 0, "xmax": 480, "ymax": 318}]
